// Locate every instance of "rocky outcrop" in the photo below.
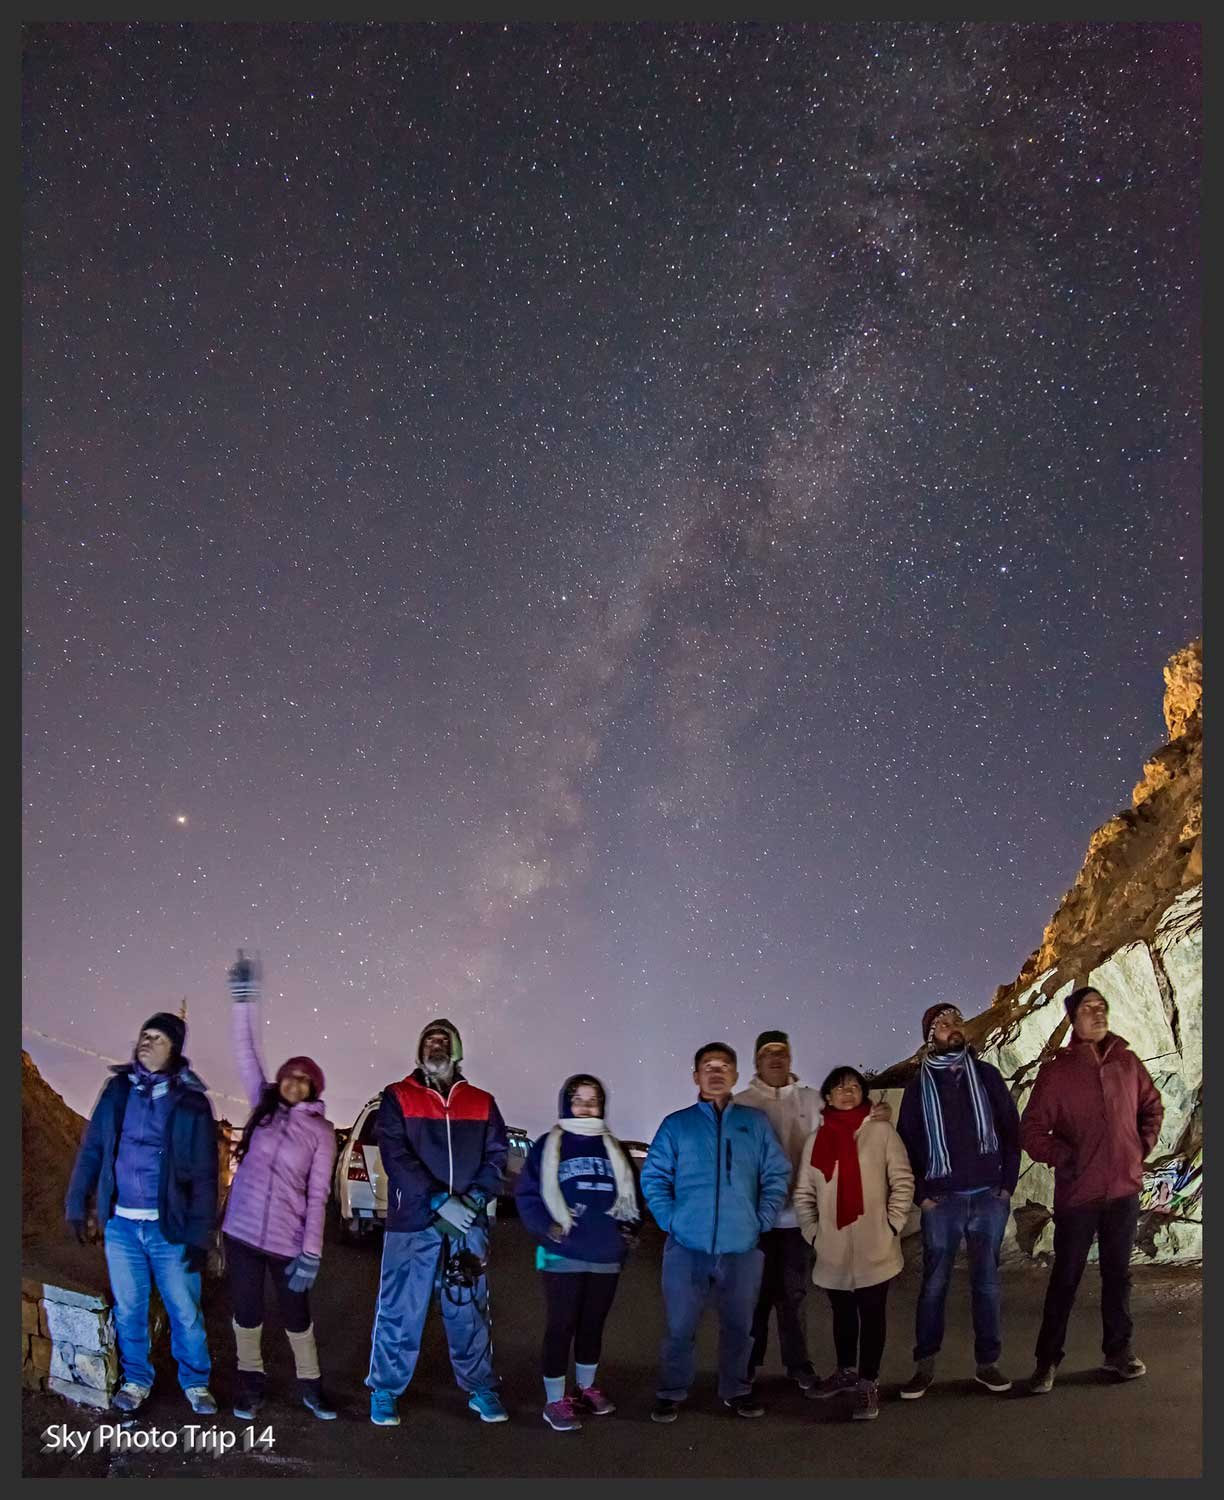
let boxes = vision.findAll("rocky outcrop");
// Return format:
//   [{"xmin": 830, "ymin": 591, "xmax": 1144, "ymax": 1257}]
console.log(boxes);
[
  {"xmin": 22, "ymin": 1051, "xmax": 87, "ymax": 1247},
  {"xmin": 872, "ymin": 639, "xmax": 1202, "ymax": 1264}
]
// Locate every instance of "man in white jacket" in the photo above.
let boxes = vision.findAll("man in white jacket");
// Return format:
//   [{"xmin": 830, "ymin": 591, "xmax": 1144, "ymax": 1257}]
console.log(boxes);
[{"xmin": 735, "ymin": 1030, "xmax": 890, "ymax": 1392}]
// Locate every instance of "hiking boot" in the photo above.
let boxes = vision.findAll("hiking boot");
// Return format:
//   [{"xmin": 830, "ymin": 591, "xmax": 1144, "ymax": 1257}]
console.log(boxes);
[
  {"xmin": 651, "ymin": 1398, "xmax": 680, "ymax": 1424},
  {"xmin": 542, "ymin": 1396, "xmax": 583, "ymax": 1432},
  {"xmin": 233, "ymin": 1372, "xmax": 265, "ymax": 1420},
  {"xmin": 899, "ymin": 1361, "xmax": 936, "ymax": 1400},
  {"xmin": 370, "ymin": 1389, "xmax": 401, "ymax": 1425},
  {"xmin": 1101, "ymin": 1354, "xmax": 1147, "ymax": 1381},
  {"xmin": 791, "ymin": 1362, "xmax": 819, "ymax": 1392},
  {"xmin": 807, "ymin": 1367, "xmax": 860, "ymax": 1401},
  {"xmin": 574, "ymin": 1385, "xmax": 616, "ymax": 1416},
  {"xmin": 185, "ymin": 1387, "xmax": 217, "ymax": 1415},
  {"xmin": 851, "ymin": 1379, "xmax": 880, "ymax": 1421},
  {"xmin": 300, "ymin": 1379, "xmax": 339, "ymax": 1419},
  {"xmin": 723, "ymin": 1393, "xmax": 765, "ymax": 1418},
  {"xmin": 1028, "ymin": 1365, "xmax": 1055, "ymax": 1395},
  {"xmin": 112, "ymin": 1382, "xmax": 150, "ymax": 1414},
  {"xmin": 975, "ymin": 1364, "xmax": 1013, "ymax": 1393},
  {"xmin": 468, "ymin": 1388, "xmax": 509, "ymax": 1423}
]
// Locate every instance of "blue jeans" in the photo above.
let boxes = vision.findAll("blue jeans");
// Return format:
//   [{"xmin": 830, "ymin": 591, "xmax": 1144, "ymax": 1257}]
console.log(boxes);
[
  {"xmin": 103, "ymin": 1216, "xmax": 211, "ymax": 1391},
  {"xmin": 367, "ymin": 1223, "xmax": 496, "ymax": 1396},
  {"xmin": 657, "ymin": 1237, "xmax": 764, "ymax": 1402},
  {"xmin": 914, "ymin": 1190, "xmax": 1009, "ymax": 1365}
]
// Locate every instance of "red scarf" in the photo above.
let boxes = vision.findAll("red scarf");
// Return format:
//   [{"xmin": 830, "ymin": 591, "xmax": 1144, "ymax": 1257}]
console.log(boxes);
[{"xmin": 810, "ymin": 1102, "xmax": 871, "ymax": 1229}]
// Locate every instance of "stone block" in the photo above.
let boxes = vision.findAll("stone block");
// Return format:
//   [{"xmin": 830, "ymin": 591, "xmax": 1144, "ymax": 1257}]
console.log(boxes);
[
  {"xmin": 42, "ymin": 1298, "xmax": 114, "ymax": 1353},
  {"xmin": 21, "ymin": 1298, "xmax": 40, "ymax": 1336},
  {"xmin": 73, "ymin": 1345, "xmax": 119, "ymax": 1390},
  {"xmin": 49, "ymin": 1376, "xmax": 111, "ymax": 1410},
  {"xmin": 28, "ymin": 1335, "xmax": 52, "ymax": 1374}
]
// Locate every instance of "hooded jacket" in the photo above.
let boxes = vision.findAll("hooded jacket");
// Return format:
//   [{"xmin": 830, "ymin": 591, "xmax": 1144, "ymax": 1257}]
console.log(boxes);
[
  {"xmin": 640, "ymin": 1099, "xmax": 792, "ymax": 1256},
  {"xmin": 793, "ymin": 1117, "xmax": 914, "ymax": 1291},
  {"xmin": 1020, "ymin": 1031, "xmax": 1164, "ymax": 1213},
  {"xmin": 733, "ymin": 1074, "xmax": 824, "ymax": 1229},
  {"xmin": 222, "ymin": 1000, "xmax": 337, "ymax": 1260},
  {"xmin": 376, "ymin": 1021, "xmax": 509, "ymax": 1232},
  {"xmin": 66, "ymin": 1060, "xmax": 218, "ymax": 1249},
  {"xmin": 515, "ymin": 1078, "xmax": 640, "ymax": 1266}
]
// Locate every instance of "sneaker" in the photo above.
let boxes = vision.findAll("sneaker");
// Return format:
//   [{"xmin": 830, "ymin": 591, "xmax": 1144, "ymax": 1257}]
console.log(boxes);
[
  {"xmin": 899, "ymin": 1361, "xmax": 936, "ymax": 1400},
  {"xmin": 791, "ymin": 1362, "xmax": 819, "ymax": 1392},
  {"xmin": 575, "ymin": 1385, "xmax": 616, "ymax": 1416},
  {"xmin": 975, "ymin": 1364, "xmax": 1013, "ymax": 1393},
  {"xmin": 370, "ymin": 1390, "xmax": 401, "ymax": 1426},
  {"xmin": 651, "ymin": 1398, "xmax": 680, "ymax": 1424},
  {"xmin": 851, "ymin": 1379, "xmax": 880, "ymax": 1421},
  {"xmin": 468, "ymin": 1389, "xmax": 509, "ymax": 1423},
  {"xmin": 807, "ymin": 1367, "xmax": 860, "ymax": 1401},
  {"xmin": 185, "ymin": 1387, "xmax": 217, "ymax": 1415},
  {"xmin": 542, "ymin": 1396, "xmax": 583, "ymax": 1432},
  {"xmin": 112, "ymin": 1382, "xmax": 150, "ymax": 1414},
  {"xmin": 300, "ymin": 1379, "xmax": 339, "ymax": 1420},
  {"xmin": 233, "ymin": 1373, "xmax": 265, "ymax": 1420},
  {"xmin": 723, "ymin": 1393, "xmax": 766, "ymax": 1418},
  {"xmin": 1028, "ymin": 1365, "xmax": 1055, "ymax": 1395},
  {"xmin": 1101, "ymin": 1354, "xmax": 1147, "ymax": 1381}
]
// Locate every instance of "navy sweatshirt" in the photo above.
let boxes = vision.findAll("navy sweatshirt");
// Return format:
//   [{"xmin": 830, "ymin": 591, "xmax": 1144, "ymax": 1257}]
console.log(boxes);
[
  {"xmin": 515, "ymin": 1131, "xmax": 637, "ymax": 1266},
  {"xmin": 897, "ymin": 1055, "xmax": 1021, "ymax": 1203}
]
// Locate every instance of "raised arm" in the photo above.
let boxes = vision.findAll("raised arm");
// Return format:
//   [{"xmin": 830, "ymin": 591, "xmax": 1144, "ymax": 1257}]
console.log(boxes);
[{"xmin": 227, "ymin": 953, "xmax": 268, "ymax": 1109}]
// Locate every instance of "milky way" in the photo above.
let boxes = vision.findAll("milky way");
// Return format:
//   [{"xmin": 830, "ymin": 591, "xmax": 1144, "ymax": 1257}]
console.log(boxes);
[{"xmin": 23, "ymin": 23, "xmax": 1200, "ymax": 1138}]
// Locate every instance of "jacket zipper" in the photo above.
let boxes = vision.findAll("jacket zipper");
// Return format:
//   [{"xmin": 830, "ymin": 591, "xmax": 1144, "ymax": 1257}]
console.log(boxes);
[
  {"xmin": 711, "ymin": 1105, "xmax": 725, "ymax": 1254},
  {"xmin": 259, "ymin": 1120, "xmax": 288, "ymax": 1249},
  {"xmin": 433, "ymin": 1077, "xmax": 464, "ymax": 1194}
]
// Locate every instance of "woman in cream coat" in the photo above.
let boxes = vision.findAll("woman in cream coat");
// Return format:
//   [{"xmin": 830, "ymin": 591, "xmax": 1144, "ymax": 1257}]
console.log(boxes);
[{"xmin": 794, "ymin": 1066, "xmax": 914, "ymax": 1421}]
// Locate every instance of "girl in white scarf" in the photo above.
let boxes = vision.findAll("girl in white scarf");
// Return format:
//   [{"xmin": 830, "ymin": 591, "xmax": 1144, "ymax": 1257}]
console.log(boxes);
[{"xmin": 516, "ymin": 1074, "xmax": 641, "ymax": 1431}]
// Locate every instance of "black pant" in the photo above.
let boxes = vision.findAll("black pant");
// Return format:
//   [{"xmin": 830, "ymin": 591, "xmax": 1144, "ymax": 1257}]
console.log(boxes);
[
  {"xmin": 541, "ymin": 1271, "xmax": 621, "ymax": 1379},
  {"xmin": 224, "ymin": 1233, "xmax": 311, "ymax": 1334},
  {"xmin": 826, "ymin": 1280, "xmax": 890, "ymax": 1381},
  {"xmin": 1034, "ymin": 1194, "xmax": 1140, "ymax": 1368},
  {"xmin": 749, "ymin": 1227, "xmax": 812, "ymax": 1376}
]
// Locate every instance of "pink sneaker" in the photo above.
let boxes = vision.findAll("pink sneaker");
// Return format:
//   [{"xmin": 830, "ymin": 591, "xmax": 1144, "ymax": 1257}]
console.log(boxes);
[
  {"xmin": 575, "ymin": 1385, "xmax": 616, "ymax": 1416},
  {"xmin": 543, "ymin": 1396, "xmax": 583, "ymax": 1432}
]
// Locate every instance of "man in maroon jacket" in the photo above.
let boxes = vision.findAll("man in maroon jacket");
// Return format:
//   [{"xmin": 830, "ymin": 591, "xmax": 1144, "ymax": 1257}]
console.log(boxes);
[{"xmin": 1021, "ymin": 986, "xmax": 1164, "ymax": 1394}]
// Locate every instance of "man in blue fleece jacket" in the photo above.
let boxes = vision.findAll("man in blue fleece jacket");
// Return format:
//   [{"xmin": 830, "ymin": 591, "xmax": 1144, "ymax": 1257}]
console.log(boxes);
[{"xmin": 641, "ymin": 1043, "xmax": 792, "ymax": 1423}]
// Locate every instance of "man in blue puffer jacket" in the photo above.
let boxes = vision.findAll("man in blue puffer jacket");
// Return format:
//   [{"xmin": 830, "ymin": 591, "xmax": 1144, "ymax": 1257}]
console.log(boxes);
[
  {"xmin": 65, "ymin": 1012, "xmax": 218, "ymax": 1416},
  {"xmin": 641, "ymin": 1042, "xmax": 792, "ymax": 1423},
  {"xmin": 367, "ymin": 1018, "xmax": 509, "ymax": 1427}
]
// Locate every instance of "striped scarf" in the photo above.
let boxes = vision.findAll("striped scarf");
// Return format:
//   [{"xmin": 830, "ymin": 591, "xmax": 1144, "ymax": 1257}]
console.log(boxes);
[{"xmin": 919, "ymin": 1046, "xmax": 998, "ymax": 1181}]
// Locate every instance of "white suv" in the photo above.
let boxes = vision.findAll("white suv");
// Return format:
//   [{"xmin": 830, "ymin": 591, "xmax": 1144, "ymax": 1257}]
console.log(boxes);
[{"xmin": 334, "ymin": 1096, "xmax": 530, "ymax": 1239}]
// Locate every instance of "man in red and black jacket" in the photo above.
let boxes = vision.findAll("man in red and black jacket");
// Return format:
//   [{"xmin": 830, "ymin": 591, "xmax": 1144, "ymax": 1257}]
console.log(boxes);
[{"xmin": 366, "ymin": 1018, "xmax": 510, "ymax": 1426}]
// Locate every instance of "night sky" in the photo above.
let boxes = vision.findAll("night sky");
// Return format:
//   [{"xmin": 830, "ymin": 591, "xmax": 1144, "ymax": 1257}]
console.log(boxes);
[{"xmin": 23, "ymin": 23, "xmax": 1200, "ymax": 1140}]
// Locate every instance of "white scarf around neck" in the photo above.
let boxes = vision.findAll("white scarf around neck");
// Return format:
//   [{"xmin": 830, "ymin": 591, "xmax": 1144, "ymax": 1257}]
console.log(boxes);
[{"xmin": 540, "ymin": 1117, "xmax": 639, "ymax": 1232}]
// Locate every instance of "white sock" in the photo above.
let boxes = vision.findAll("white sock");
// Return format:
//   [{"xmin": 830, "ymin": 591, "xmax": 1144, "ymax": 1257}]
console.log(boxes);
[
  {"xmin": 575, "ymin": 1363, "xmax": 597, "ymax": 1390},
  {"xmin": 543, "ymin": 1376, "xmax": 566, "ymax": 1403}
]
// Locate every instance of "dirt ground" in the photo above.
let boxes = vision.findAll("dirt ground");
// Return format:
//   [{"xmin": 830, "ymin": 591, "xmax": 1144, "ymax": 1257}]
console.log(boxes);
[{"xmin": 22, "ymin": 1211, "xmax": 1202, "ymax": 1479}]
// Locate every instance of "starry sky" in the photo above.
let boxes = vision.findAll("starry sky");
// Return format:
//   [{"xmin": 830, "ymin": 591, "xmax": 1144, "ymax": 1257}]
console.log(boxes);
[{"xmin": 23, "ymin": 23, "xmax": 1200, "ymax": 1140}]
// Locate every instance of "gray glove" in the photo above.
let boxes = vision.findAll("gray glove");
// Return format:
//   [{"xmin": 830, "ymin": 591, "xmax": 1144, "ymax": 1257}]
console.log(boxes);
[
  {"xmin": 285, "ymin": 1252, "xmax": 320, "ymax": 1292},
  {"xmin": 435, "ymin": 1195, "xmax": 477, "ymax": 1236}
]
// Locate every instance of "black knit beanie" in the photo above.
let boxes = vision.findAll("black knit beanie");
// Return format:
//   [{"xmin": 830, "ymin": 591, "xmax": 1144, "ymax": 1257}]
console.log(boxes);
[
  {"xmin": 754, "ymin": 1029, "xmax": 790, "ymax": 1058},
  {"xmin": 140, "ymin": 1012, "xmax": 186, "ymax": 1058}
]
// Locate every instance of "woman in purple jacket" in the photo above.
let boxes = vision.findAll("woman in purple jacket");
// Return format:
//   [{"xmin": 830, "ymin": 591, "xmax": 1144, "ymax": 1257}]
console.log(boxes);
[{"xmin": 223, "ymin": 953, "xmax": 337, "ymax": 1420}]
